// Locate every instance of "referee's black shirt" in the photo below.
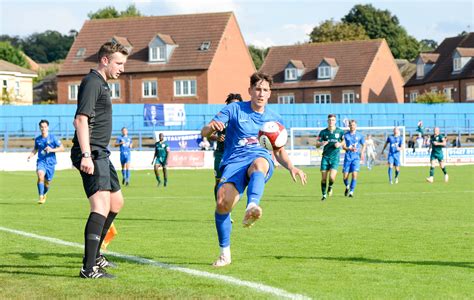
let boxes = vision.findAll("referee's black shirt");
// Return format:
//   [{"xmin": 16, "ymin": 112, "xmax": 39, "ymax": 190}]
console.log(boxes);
[{"xmin": 72, "ymin": 70, "xmax": 112, "ymax": 151}]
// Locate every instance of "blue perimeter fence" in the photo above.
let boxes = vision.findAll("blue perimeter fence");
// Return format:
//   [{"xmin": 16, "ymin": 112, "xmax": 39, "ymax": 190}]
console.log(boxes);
[{"xmin": 1, "ymin": 103, "xmax": 473, "ymax": 150}]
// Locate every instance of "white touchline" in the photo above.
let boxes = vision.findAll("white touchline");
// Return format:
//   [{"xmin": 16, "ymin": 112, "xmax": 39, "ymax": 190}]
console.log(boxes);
[{"xmin": 0, "ymin": 226, "xmax": 310, "ymax": 300}]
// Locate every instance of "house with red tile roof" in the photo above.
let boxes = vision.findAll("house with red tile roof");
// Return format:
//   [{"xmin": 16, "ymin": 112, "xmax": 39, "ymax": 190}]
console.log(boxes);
[
  {"xmin": 404, "ymin": 33, "xmax": 474, "ymax": 103},
  {"xmin": 57, "ymin": 12, "xmax": 255, "ymax": 104},
  {"xmin": 259, "ymin": 39, "xmax": 404, "ymax": 104}
]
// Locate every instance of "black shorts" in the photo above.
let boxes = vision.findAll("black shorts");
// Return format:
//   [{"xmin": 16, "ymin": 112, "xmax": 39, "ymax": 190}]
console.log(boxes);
[{"xmin": 71, "ymin": 148, "xmax": 121, "ymax": 198}]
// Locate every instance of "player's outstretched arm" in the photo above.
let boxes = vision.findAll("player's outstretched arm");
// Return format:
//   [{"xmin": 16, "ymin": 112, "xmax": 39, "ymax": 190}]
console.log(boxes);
[
  {"xmin": 27, "ymin": 148, "xmax": 38, "ymax": 161},
  {"xmin": 273, "ymin": 147, "xmax": 307, "ymax": 185},
  {"xmin": 201, "ymin": 120, "xmax": 225, "ymax": 138}
]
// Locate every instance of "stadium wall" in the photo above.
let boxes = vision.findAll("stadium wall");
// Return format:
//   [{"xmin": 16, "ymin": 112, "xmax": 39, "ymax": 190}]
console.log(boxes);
[
  {"xmin": 1, "ymin": 148, "xmax": 473, "ymax": 171},
  {"xmin": 0, "ymin": 103, "xmax": 473, "ymax": 136}
]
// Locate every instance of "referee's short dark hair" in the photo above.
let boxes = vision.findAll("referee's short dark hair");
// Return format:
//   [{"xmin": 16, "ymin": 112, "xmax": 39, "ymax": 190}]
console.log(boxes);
[{"xmin": 39, "ymin": 119, "xmax": 49, "ymax": 126}]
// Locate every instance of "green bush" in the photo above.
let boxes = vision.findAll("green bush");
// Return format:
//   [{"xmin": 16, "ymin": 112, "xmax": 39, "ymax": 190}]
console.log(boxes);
[{"xmin": 416, "ymin": 92, "xmax": 450, "ymax": 104}]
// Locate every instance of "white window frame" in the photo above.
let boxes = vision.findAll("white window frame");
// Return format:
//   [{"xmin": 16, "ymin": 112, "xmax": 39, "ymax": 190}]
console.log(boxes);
[
  {"xmin": 68, "ymin": 84, "xmax": 80, "ymax": 101},
  {"xmin": 109, "ymin": 82, "xmax": 120, "ymax": 99},
  {"xmin": 278, "ymin": 94, "xmax": 295, "ymax": 104},
  {"xmin": 466, "ymin": 85, "xmax": 474, "ymax": 101},
  {"xmin": 285, "ymin": 68, "xmax": 297, "ymax": 81},
  {"xmin": 150, "ymin": 46, "xmax": 165, "ymax": 62},
  {"xmin": 314, "ymin": 93, "xmax": 331, "ymax": 104},
  {"xmin": 174, "ymin": 79, "xmax": 197, "ymax": 97},
  {"xmin": 409, "ymin": 91, "xmax": 418, "ymax": 103},
  {"xmin": 443, "ymin": 87, "xmax": 452, "ymax": 100},
  {"xmin": 14, "ymin": 81, "xmax": 20, "ymax": 96},
  {"xmin": 342, "ymin": 91, "xmax": 355, "ymax": 104},
  {"xmin": 453, "ymin": 57, "xmax": 462, "ymax": 72},
  {"xmin": 142, "ymin": 80, "xmax": 157, "ymax": 98},
  {"xmin": 318, "ymin": 66, "xmax": 331, "ymax": 79},
  {"xmin": 416, "ymin": 63, "xmax": 424, "ymax": 77}
]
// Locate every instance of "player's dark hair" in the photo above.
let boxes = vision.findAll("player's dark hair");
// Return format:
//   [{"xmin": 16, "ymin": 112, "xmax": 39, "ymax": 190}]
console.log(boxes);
[
  {"xmin": 97, "ymin": 41, "xmax": 129, "ymax": 62},
  {"xmin": 225, "ymin": 93, "xmax": 243, "ymax": 104},
  {"xmin": 39, "ymin": 119, "xmax": 49, "ymax": 126},
  {"xmin": 327, "ymin": 114, "xmax": 336, "ymax": 119},
  {"xmin": 349, "ymin": 119, "xmax": 357, "ymax": 125},
  {"xmin": 250, "ymin": 72, "xmax": 273, "ymax": 88}
]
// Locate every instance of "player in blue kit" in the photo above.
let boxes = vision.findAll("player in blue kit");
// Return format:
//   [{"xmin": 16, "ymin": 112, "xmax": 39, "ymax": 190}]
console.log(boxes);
[
  {"xmin": 381, "ymin": 127, "xmax": 403, "ymax": 184},
  {"xmin": 27, "ymin": 119, "xmax": 64, "ymax": 204},
  {"xmin": 201, "ymin": 72, "xmax": 307, "ymax": 267},
  {"xmin": 115, "ymin": 127, "xmax": 133, "ymax": 186},
  {"xmin": 342, "ymin": 120, "xmax": 366, "ymax": 197}
]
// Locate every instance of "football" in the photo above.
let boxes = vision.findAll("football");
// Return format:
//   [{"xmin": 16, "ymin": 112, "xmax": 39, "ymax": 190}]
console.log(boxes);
[{"xmin": 258, "ymin": 121, "xmax": 288, "ymax": 151}]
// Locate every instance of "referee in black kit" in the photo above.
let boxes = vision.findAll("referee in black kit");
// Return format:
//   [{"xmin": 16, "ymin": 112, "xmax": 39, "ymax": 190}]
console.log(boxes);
[{"xmin": 71, "ymin": 41, "xmax": 129, "ymax": 279}]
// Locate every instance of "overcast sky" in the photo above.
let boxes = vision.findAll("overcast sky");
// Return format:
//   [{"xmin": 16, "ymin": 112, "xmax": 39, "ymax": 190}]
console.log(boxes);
[{"xmin": 0, "ymin": 0, "xmax": 472, "ymax": 47}]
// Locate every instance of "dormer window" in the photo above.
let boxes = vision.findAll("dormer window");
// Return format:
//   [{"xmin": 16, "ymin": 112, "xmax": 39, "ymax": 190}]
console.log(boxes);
[
  {"xmin": 317, "ymin": 58, "xmax": 338, "ymax": 80},
  {"xmin": 318, "ymin": 66, "xmax": 331, "ymax": 79},
  {"xmin": 148, "ymin": 33, "xmax": 177, "ymax": 63},
  {"xmin": 453, "ymin": 57, "xmax": 462, "ymax": 72},
  {"xmin": 285, "ymin": 68, "xmax": 297, "ymax": 81},
  {"xmin": 416, "ymin": 63, "xmax": 424, "ymax": 78},
  {"xmin": 150, "ymin": 46, "xmax": 166, "ymax": 62}
]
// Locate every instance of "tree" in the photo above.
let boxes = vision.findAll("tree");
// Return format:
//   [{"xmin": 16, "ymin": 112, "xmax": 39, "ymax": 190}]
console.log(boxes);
[
  {"xmin": 22, "ymin": 31, "xmax": 74, "ymax": 63},
  {"xmin": 309, "ymin": 19, "xmax": 369, "ymax": 43},
  {"xmin": 342, "ymin": 4, "xmax": 420, "ymax": 60},
  {"xmin": 88, "ymin": 4, "xmax": 142, "ymax": 19},
  {"xmin": 248, "ymin": 45, "xmax": 268, "ymax": 70},
  {"xmin": 0, "ymin": 41, "xmax": 29, "ymax": 68},
  {"xmin": 416, "ymin": 92, "xmax": 450, "ymax": 104},
  {"xmin": 0, "ymin": 35, "xmax": 23, "ymax": 48},
  {"xmin": 419, "ymin": 39, "xmax": 438, "ymax": 52}
]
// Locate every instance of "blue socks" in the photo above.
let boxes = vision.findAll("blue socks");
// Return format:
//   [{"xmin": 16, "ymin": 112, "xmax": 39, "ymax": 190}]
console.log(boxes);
[
  {"xmin": 44, "ymin": 184, "xmax": 49, "ymax": 195},
  {"xmin": 343, "ymin": 178, "xmax": 349, "ymax": 187},
  {"xmin": 126, "ymin": 169, "xmax": 130, "ymax": 181},
  {"xmin": 37, "ymin": 182, "xmax": 45, "ymax": 196},
  {"xmin": 395, "ymin": 169, "xmax": 400, "ymax": 178},
  {"xmin": 388, "ymin": 168, "xmax": 393, "ymax": 182},
  {"xmin": 247, "ymin": 171, "xmax": 265, "ymax": 207},
  {"xmin": 215, "ymin": 212, "xmax": 232, "ymax": 248},
  {"xmin": 350, "ymin": 179, "xmax": 357, "ymax": 191}
]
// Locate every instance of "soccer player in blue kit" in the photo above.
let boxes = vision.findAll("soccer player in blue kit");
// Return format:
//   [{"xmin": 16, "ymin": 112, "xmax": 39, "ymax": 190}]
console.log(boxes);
[
  {"xmin": 342, "ymin": 120, "xmax": 366, "ymax": 197},
  {"xmin": 201, "ymin": 72, "xmax": 307, "ymax": 267},
  {"xmin": 381, "ymin": 127, "xmax": 403, "ymax": 184},
  {"xmin": 115, "ymin": 127, "xmax": 132, "ymax": 186},
  {"xmin": 27, "ymin": 119, "xmax": 64, "ymax": 204}
]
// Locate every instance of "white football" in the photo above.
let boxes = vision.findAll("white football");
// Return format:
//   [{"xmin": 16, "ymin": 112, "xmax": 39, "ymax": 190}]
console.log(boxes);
[{"xmin": 258, "ymin": 121, "xmax": 288, "ymax": 151}]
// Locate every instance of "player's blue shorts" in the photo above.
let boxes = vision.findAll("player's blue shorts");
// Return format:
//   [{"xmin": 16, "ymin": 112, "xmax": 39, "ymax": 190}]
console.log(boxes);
[
  {"xmin": 343, "ymin": 158, "xmax": 360, "ymax": 173},
  {"xmin": 218, "ymin": 157, "xmax": 274, "ymax": 194},
  {"xmin": 37, "ymin": 160, "xmax": 55, "ymax": 181},
  {"xmin": 120, "ymin": 152, "xmax": 131, "ymax": 165},
  {"xmin": 388, "ymin": 153, "xmax": 401, "ymax": 166}
]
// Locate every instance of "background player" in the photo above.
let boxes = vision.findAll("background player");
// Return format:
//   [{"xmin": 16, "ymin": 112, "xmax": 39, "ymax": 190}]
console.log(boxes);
[
  {"xmin": 115, "ymin": 127, "xmax": 132, "ymax": 186},
  {"xmin": 342, "ymin": 120, "xmax": 366, "ymax": 197},
  {"xmin": 365, "ymin": 134, "xmax": 376, "ymax": 170},
  {"xmin": 208, "ymin": 93, "xmax": 243, "ymax": 200},
  {"xmin": 151, "ymin": 133, "xmax": 170, "ymax": 187},
  {"xmin": 426, "ymin": 127, "xmax": 449, "ymax": 183},
  {"xmin": 27, "ymin": 119, "xmax": 64, "ymax": 204},
  {"xmin": 201, "ymin": 72, "xmax": 307, "ymax": 267},
  {"xmin": 316, "ymin": 114, "xmax": 344, "ymax": 201},
  {"xmin": 381, "ymin": 127, "xmax": 403, "ymax": 184}
]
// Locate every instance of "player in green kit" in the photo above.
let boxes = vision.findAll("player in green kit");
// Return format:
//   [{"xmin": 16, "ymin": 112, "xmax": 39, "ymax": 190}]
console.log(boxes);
[
  {"xmin": 209, "ymin": 93, "xmax": 243, "ymax": 200},
  {"xmin": 426, "ymin": 127, "xmax": 449, "ymax": 183},
  {"xmin": 317, "ymin": 114, "xmax": 345, "ymax": 201},
  {"xmin": 151, "ymin": 133, "xmax": 170, "ymax": 187}
]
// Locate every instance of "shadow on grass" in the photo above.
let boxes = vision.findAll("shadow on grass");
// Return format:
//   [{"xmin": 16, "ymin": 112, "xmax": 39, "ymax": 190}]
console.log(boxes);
[
  {"xmin": 0, "ymin": 270, "xmax": 77, "ymax": 278},
  {"xmin": 265, "ymin": 255, "xmax": 474, "ymax": 269},
  {"xmin": 0, "ymin": 202, "xmax": 35, "ymax": 205},
  {"xmin": 60, "ymin": 217, "xmax": 213, "ymax": 223}
]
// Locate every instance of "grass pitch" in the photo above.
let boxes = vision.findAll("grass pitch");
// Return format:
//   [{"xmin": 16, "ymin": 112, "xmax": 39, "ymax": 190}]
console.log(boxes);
[{"xmin": 0, "ymin": 165, "xmax": 473, "ymax": 298}]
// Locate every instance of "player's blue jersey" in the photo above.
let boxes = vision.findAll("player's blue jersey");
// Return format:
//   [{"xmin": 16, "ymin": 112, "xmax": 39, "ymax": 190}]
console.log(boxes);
[
  {"xmin": 34, "ymin": 134, "xmax": 61, "ymax": 165},
  {"xmin": 386, "ymin": 135, "xmax": 403, "ymax": 155},
  {"xmin": 213, "ymin": 101, "xmax": 284, "ymax": 167},
  {"xmin": 116, "ymin": 135, "xmax": 132, "ymax": 154},
  {"xmin": 344, "ymin": 131, "xmax": 365, "ymax": 160}
]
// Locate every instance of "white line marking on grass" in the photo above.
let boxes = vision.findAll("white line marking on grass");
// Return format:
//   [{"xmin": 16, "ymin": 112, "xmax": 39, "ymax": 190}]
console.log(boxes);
[{"xmin": 0, "ymin": 226, "xmax": 310, "ymax": 300}]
